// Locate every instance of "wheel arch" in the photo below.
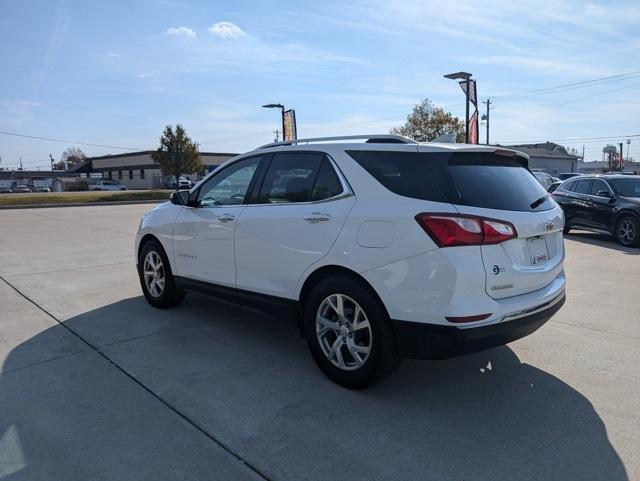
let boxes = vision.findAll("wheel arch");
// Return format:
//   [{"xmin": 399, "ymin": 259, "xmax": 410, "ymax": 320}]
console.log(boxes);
[
  {"xmin": 614, "ymin": 209, "xmax": 640, "ymax": 225},
  {"xmin": 297, "ymin": 264, "xmax": 387, "ymax": 336}
]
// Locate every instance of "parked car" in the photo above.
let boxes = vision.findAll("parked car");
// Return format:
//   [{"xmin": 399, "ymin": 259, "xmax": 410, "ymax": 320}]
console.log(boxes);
[
  {"xmin": 547, "ymin": 181, "xmax": 563, "ymax": 193},
  {"xmin": 89, "ymin": 180, "xmax": 127, "ymax": 191},
  {"xmin": 0, "ymin": 186, "xmax": 12, "ymax": 193},
  {"xmin": 13, "ymin": 184, "xmax": 31, "ymax": 193},
  {"xmin": 35, "ymin": 186, "xmax": 51, "ymax": 192},
  {"xmin": 557, "ymin": 172, "xmax": 583, "ymax": 181},
  {"xmin": 165, "ymin": 176, "xmax": 193, "ymax": 189},
  {"xmin": 552, "ymin": 174, "xmax": 640, "ymax": 246},
  {"xmin": 135, "ymin": 134, "xmax": 566, "ymax": 388},
  {"xmin": 533, "ymin": 171, "xmax": 556, "ymax": 189}
]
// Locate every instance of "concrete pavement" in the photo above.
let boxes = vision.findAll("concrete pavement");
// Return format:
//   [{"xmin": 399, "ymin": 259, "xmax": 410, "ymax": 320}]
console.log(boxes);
[{"xmin": 0, "ymin": 204, "xmax": 638, "ymax": 480}]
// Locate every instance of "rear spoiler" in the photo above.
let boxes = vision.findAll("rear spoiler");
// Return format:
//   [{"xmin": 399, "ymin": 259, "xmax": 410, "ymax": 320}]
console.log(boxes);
[{"xmin": 493, "ymin": 148, "xmax": 529, "ymax": 168}]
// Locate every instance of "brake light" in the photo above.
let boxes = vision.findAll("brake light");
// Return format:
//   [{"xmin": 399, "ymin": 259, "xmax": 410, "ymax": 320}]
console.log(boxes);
[{"xmin": 415, "ymin": 213, "xmax": 517, "ymax": 247}]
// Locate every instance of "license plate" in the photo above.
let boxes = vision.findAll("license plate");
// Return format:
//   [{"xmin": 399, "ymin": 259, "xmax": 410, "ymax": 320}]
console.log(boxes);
[{"xmin": 527, "ymin": 236, "xmax": 548, "ymax": 264}]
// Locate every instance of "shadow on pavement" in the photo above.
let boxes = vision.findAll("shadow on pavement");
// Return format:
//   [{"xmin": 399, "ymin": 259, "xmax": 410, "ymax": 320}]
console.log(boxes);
[
  {"xmin": 0, "ymin": 295, "xmax": 629, "ymax": 481},
  {"xmin": 566, "ymin": 230, "xmax": 640, "ymax": 255}
]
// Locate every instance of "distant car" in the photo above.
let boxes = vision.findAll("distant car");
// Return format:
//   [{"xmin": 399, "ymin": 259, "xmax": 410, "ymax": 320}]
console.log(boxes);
[
  {"xmin": 35, "ymin": 186, "xmax": 51, "ymax": 192},
  {"xmin": 178, "ymin": 177, "xmax": 193, "ymax": 189},
  {"xmin": 547, "ymin": 181, "xmax": 563, "ymax": 193},
  {"xmin": 89, "ymin": 180, "xmax": 127, "ymax": 191},
  {"xmin": 533, "ymin": 171, "xmax": 556, "ymax": 189},
  {"xmin": 557, "ymin": 172, "xmax": 583, "ymax": 181},
  {"xmin": 0, "ymin": 186, "xmax": 12, "ymax": 193},
  {"xmin": 13, "ymin": 184, "xmax": 31, "ymax": 193},
  {"xmin": 165, "ymin": 176, "xmax": 193, "ymax": 190},
  {"xmin": 552, "ymin": 174, "xmax": 640, "ymax": 246}
]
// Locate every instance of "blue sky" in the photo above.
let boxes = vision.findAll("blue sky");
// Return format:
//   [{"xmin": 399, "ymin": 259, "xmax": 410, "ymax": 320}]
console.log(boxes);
[{"xmin": 1, "ymin": 0, "xmax": 639, "ymax": 170}]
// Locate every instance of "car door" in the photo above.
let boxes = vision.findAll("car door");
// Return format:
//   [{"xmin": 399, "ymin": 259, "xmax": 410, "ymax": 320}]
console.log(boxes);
[
  {"xmin": 569, "ymin": 178, "xmax": 594, "ymax": 227},
  {"xmin": 235, "ymin": 151, "xmax": 355, "ymax": 300},
  {"xmin": 588, "ymin": 179, "xmax": 616, "ymax": 230},
  {"xmin": 172, "ymin": 156, "xmax": 263, "ymax": 289}
]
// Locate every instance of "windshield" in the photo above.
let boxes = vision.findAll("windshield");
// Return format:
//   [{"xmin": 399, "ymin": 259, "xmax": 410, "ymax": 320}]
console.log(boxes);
[{"xmin": 610, "ymin": 178, "xmax": 640, "ymax": 197}]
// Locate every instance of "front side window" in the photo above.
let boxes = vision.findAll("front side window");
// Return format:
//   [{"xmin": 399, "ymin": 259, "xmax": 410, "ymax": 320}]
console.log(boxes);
[
  {"xmin": 257, "ymin": 153, "xmax": 324, "ymax": 203},
  {"xmin": 197, "ymin": 156, "xmax": 261, "ymax": 206},
  {"xmin": 610, "ymin": 178, "xmax": 640, "ymax": 197},
  {"xmin": 590, "ymin": 180, "xmax": 610, "ymax": 196}
]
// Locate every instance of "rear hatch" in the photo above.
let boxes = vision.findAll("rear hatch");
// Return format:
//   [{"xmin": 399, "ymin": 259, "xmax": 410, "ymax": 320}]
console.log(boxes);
[{"xmin": 428, "ymin": 150, "xmax": 564, "ymax": 299}]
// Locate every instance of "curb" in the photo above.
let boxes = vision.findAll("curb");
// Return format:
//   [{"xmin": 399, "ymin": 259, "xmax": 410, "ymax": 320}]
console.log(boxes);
[{"xmin": 0, "ymin": 199, "xmax": 165, "ymax": 210}]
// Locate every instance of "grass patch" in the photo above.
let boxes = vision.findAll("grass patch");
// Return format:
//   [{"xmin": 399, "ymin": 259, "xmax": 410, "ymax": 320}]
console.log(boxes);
[{"xmin": 0, "ymin": 190, "xmax": 172, "ymax": 207}]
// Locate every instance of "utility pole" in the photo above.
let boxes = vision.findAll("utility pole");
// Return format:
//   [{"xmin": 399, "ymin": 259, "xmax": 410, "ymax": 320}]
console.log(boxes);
[
  {"xmin": 620, "ymin": 142, "xmax": 624, "ymax": 171},
  {"xmin": 273, "ymin": 130, "xmax": 280, "ymax": 142},
  {"xmin": 49, "ymin": 153, "xmax": 55, "ymax": 188},
  {"xmin": 627, "ymin": 139, "xmax": 631, "ymax": 164},
  {"xmin": 482, "ymin": 98, "xmax": 491, "ymax": 145},
  {"xmin": 19, "ymin": 157, "xmax": 23, "ymax": 171}
]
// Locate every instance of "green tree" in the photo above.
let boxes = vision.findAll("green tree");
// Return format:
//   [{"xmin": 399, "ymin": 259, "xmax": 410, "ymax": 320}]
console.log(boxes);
[
  {"xmin": 152, "ymin": 124, "xmax": 202, "ymax": 187},
  {"xmin": 61, "ymin": 146, "xmax": 86, "ymax": 169},
  {"xmin": 391, "ymin": 98, "xmax": 465, "ymax": 142}
]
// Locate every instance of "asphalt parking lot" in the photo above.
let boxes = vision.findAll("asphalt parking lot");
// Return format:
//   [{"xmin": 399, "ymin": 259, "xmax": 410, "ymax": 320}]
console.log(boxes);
[{"xmin": 1, "ymin": 204, "xmax": 638, "ymax": 481}]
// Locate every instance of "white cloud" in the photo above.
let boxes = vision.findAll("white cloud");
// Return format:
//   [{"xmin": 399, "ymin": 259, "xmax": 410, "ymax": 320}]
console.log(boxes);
[
  {"xmin": 137, "ymin": 73, "xmax": 156, "ymax": 79},
  {"xmin": 166, "ymin": 26, "xmax": 196, "ymax": 38},
  {"xmin": 208, "ymin": 21, "xmax": 246, "ymax": 39},
  {"xmin": 108, "ymin": 52, "xmax": 121, "ymax": 57}
]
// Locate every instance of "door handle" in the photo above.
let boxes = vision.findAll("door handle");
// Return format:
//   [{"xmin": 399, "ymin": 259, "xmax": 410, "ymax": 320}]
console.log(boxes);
[
  {"xmin": 304, "ymin": 212, "xmax": 331, "ymax": 222},
  {"xmin": 218, "ymin": 213, "xmax": 235, "ymax": 222}
]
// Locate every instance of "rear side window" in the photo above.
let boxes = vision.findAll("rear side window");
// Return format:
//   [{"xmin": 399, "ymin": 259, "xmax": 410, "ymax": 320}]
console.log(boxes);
[
  {"xmin": 346, "ymin": 151, "xmax": 449, "ymax": 203},
  {"xmin": 311, "ymin": 159, "xmax": 343, "ymax": 201},
  {"xmin": 573, "ymin": 179, "xmax": 593, "ymax": 194},
  {"xmin": 446, "ymin": 154, "xmax": 553, "ymax": 211},
  {"xmin": 258, "ymin": 153, "xmax": 324, "ymax": 203},
  {"xmin": 562, "ymin": 180, "xmax": 576, "ymax": 192}
]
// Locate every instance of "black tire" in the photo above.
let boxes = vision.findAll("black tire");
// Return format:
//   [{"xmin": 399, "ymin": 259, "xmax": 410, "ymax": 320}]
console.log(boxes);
[
  {"xmin": 138, "ymin": 239, "xmax": 185, "ymax": 308},
  {"xmin": 563, "ymin": 221, "xmax": 571, "ymax": 235},
  {"xmin": 304, "ymin": 274, "xmax": 401, "ymax": 389},
  {"xmin": 615, "ymin": 215, "xmax": 640, "ymax": 247}
]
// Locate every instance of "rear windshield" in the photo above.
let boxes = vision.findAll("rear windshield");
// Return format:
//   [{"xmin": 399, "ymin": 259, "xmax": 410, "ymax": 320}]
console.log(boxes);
[{"xmin": 347, "ymin": 150, "xmax": 553, "ymax": 212}]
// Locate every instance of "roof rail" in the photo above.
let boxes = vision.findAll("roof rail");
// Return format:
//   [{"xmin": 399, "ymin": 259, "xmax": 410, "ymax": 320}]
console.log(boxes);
[{"xmin": 257, "ymin": 134, "xmax": 417, "ymax": 149}]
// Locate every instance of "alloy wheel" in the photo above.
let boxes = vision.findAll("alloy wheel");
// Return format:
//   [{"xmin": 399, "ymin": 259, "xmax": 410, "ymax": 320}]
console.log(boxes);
[
  {"xmin": 618, "ymin": 219, "xmax": 636, "ymax": 245},
  {"xmin": 143, "ymin": 251, "xmax": 165, "ymax": 297},
  {"xmin": 315, "ymin": 294, "xmax": 372, "ymax": 371}
]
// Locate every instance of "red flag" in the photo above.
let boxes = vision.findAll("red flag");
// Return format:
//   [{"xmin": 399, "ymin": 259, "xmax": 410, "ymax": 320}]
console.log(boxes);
[{"xmin": 469, "ymin": 111, "xmax": 479, "ymax": 144}]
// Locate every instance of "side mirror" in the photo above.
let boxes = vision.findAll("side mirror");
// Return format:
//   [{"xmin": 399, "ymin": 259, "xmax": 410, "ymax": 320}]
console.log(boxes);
[
  {"xmin": 595, "ymin": 190, "xmax": 612, "ymax": 199},
  {"xmin": 169, "ymin": 190, "xmax": 190, "ymax": 206}
]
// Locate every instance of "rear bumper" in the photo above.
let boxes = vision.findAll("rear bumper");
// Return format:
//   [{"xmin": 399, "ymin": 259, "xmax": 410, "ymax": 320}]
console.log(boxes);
[{"xmin": 392, "ymin": 292, "xmax": 565, "ymax": 360}]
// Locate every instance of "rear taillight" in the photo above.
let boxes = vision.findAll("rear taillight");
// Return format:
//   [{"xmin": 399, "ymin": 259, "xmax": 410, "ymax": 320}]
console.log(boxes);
[{"xmin": 415, "ymin": 213, "xmax": 517, "ymax": 247}]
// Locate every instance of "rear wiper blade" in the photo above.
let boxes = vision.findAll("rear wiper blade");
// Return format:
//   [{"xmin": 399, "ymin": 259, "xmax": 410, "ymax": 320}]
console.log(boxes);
[{"xmin": 530, "ymin": 194, "xmax": 549, "ymax": 209}]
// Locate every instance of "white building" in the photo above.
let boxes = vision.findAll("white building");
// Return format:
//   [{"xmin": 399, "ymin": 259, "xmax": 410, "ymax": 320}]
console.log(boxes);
[{"xmin": 88, "ymin": 151, "xmax": 237, "ymax": 189}]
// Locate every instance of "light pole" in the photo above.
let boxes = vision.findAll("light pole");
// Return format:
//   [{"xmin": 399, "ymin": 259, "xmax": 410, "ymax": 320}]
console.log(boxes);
[
  {"xmin": 262, "ymin": 103, "xmax": 285, "ymax": 141},
  {"xmin": 627, "ymin": 139, "xmax": 631, "ymax": 165},
  {"xmin": 444, "ymin": 71, "xmax": 472, "ymax": 143}
]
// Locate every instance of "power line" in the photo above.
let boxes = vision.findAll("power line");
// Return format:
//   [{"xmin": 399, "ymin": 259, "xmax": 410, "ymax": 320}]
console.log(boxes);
[
  {"xmin": 497, "ymin": 133, "xmax": 640, "ymax": 144},
  {"xmin": 553, "ymin": 82, "xmax": 640, "ymax": 107},
  {"xmin": 0, "ymin": 130, "xmax": 143, "ymax": 150},
  {"xmin": 491, "ymin": 70, "xmax": 640, "ymax": 102}
]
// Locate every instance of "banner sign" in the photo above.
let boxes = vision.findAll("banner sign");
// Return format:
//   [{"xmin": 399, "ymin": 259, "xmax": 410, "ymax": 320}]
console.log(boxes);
[
  {"xmin": 459, "ymin": 79, "xmax": 480, "ymax": 144},
  {"xmin": 468, "ymin": 111, "xmax": 479, "ymax": 145},
  {"xmin": 283, "ymin": 109, "xmax": 297, "ymax": 141},
  {"xmin": 458, "ymin": 79, "xmax": 477, "ymax": 107}
]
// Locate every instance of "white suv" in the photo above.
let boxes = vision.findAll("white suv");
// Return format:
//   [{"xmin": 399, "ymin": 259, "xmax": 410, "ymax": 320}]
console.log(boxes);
[{"xmin": 135, "ymin": 135, "xmax": 566, "ymax": 388}]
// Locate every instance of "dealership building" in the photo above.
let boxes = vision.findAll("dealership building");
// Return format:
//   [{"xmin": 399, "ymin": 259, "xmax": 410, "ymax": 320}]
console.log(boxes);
[{"xmin": 87, "ymin": 150, "xmax": 237, "ymax": 189}]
